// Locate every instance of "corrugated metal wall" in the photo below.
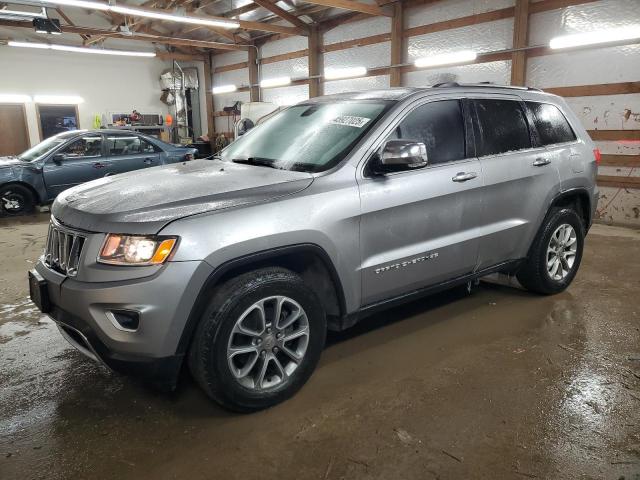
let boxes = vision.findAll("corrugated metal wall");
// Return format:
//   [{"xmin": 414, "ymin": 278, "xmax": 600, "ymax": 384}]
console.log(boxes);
[{"xmin": 212, "ymin": 0, "xmax": 640, "ymax": 226}]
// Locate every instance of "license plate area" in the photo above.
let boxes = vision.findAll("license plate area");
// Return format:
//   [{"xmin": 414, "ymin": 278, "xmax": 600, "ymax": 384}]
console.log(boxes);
[{"xmin": 29, "ymin": 269, "xmax": 51, "ymax": 313}]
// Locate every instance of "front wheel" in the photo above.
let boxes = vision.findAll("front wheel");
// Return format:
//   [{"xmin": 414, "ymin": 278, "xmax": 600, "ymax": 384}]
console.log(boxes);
[
  {"xmin": 517, "ymin": 207, "xmax": 585, "ymax": 295},
  {"xmin": 188, "ymin": 267, "xmax": 326, "ymax": 412},
  {"xmin": 0, "ymin": 184, "xmax": 35, "ymax": 216}
]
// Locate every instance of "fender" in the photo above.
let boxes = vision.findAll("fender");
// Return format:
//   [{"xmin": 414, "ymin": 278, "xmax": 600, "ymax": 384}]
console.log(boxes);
[{"xmin": 175, "ymin": 243, "xmax": 347, "ymax": 355}]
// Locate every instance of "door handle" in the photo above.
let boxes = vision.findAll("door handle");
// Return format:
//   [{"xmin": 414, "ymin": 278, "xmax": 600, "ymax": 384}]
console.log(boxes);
[
  {"xmin": 144, "ymin": 157, "xmax": 154, "ymax": 164},
  {"xmin": 452, "ymin": 172, "xmax": 478, "ymax": 182},
  {"xmin": 93, "ymin": 162, "xmax": 106, "ymax": 169},
  {"xmin": 533, "ymin": 158, "xmax": 551, "ymax": 167}
]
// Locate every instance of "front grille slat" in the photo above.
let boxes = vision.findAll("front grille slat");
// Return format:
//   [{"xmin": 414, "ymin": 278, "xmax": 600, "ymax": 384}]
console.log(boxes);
[{"xmin": 43, "ymin": 219, "xmax": 86, "ymax": 277}]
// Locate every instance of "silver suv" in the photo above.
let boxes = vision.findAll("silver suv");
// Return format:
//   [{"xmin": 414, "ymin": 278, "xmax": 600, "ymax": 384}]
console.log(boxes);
[{"xmin": 29, "ymin": 84, "xmax": 599, "ymax": 411}]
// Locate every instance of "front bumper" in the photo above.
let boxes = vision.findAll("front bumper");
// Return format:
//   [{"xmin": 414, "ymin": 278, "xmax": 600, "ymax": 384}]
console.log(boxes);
[{"xmin": 34, "ymin": 258, "xmax": 214, "ymax": 389}]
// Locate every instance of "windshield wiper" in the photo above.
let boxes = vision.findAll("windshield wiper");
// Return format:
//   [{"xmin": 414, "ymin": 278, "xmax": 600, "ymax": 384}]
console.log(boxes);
[{"xmin": 232, "ymin": 157, "xmax": 279, "ymax": 169}]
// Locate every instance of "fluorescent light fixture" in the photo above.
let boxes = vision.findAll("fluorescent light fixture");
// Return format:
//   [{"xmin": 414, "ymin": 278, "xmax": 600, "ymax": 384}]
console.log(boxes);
[
  {"xmin": 38, "ymin": 0, "xmax": 110, "ymax": 11},
  {"xmin": 32, "ymin": 0, "xmax": 239, "ymax": 28},
  {"xmin": 8, "ymin": 41, "xmax": 156, "ymax": 57},
  {"xmin": 7, "ymin": 41, "xmax": 49, "ymax": 49},
  {"xmin": 324, "ymin": 66, "xmax": 367, "ymax": 80},
  {"xmin": 34, "ymin": 95, "xmax": 84, "ymax": 105},
  {"xmin": 111, "ymin": 5, "xmax": 239, "ymax": 28},
  {"xmin": 0, "ymin": 8, "xmax": 47, "ymax": 20},
  {"xmin": 414, "ymin": 50, "xmax": 477, "ymax": 69},
  {"xmin": 0, "ymin": 94, "xmax": 32, "ymax": 103},
  {"xmin": 549, "ymin": 25, "xmax": 640, "ymax": 49},
  {"xmin": 260, "ymin": 76, "xmax": 291, "ymax": 88},
  {"xmin": 212, "ymin": 84, "xmax": 237, "ymax": 94}
]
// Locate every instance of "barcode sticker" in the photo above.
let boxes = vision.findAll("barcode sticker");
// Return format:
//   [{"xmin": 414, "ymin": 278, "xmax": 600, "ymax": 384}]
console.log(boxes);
[{"xmin": 329, "ymin": 116, "xmax": 371, "ymax": 128}]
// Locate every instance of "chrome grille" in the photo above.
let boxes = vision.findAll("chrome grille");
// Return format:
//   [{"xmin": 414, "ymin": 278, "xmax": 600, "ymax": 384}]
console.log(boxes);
[{"xmin": 44, "ymin": 219, "xmax": 86, "ymax": 277}]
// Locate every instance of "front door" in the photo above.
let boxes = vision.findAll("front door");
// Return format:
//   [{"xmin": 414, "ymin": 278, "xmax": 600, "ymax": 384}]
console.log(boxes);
[
  {"xmin": 358, "ymin": 98, "xmax": 483, "ymax": 306},
  {"xmin": 42, "ymin": 133, "xmax": 106, "ymax": 198},
  {"xmin": 104, "ymin": 133, "xmax": 161, "ymax": 175}
]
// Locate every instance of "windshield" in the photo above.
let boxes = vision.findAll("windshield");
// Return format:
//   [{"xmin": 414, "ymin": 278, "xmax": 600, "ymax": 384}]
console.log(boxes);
[
  {"xmin": 18, "ymin": 131, "xmax": 79, "ymax": 162},
  {"xmin": 220, "ymin": 101, "xmax": 391, "ymax": 172}
]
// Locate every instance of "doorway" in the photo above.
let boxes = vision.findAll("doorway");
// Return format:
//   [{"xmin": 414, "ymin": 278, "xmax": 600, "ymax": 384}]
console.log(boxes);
[
  {"xmin": 0, "ymin": 104, "xmax": 30, "ymax": 156},
  {"xmin": 37, "ymin": 104, "xmax": 79, "ymax": 140}
]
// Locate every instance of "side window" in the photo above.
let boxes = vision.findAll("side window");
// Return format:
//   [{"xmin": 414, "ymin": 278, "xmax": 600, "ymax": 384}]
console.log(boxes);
[
  {"xmin": 472, "ymin": 99, "xmax": 531, "ymax": 156},
  {"xmin": 59, "ymin": 135, "xmax": 102, "ymax": 158},
  {"xmin": 394, "ymin": 100, "xmax": 466, "ymax": 165},
  {"xmin": 525, "ymin": 102, "xmax": 576, "ymax": 145},
  {"xmin": 106, "ymin": 135, "xmax": 156, "ymax": 156}
]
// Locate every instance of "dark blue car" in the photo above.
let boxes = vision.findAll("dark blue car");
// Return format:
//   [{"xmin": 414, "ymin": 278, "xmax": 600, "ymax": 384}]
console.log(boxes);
[{"xmin": 0, "ymin": 129, "xmax": 198, "ymax": 216}]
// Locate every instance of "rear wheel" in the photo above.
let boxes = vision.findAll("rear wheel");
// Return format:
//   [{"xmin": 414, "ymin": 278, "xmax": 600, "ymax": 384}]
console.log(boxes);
[
  {"xmin": 0, "ymin": 184, "xmax": 35, "ymax": 216},
  {"xmin": 517, "ymin": 207, "xmax": 585, "ymax": 294},
  {"xmin": 188, "ymin": 267, "xmax": 326, "ymax": 412}
]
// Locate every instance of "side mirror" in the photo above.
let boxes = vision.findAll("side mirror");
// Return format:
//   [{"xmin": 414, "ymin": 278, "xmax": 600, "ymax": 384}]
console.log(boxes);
[
  {"xmin": 52, "ymin": 153, "xmax": 65, "ymax": 165},
  {"xmin": 372, "ymin": 140, "xmax": 428, "ymax": 174}
]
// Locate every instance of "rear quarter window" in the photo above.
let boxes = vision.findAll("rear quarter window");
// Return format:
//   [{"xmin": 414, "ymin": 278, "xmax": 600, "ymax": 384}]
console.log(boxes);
[
  {"xmin": 525, "ymin": 102, "xmax": 576, "ymax": 146},
  {"xmin": 471, "ymin": 99, "xmax": 532, "ymax": 156}
]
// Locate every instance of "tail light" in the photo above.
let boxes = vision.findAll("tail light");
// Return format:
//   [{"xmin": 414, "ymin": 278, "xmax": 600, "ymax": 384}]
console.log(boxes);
[
  {"xmin": 184, "ymin": 153, "xmax": 194, "ymax": 161},
  {"xmin": 593, "ymin": 148, "xmax": 601, "ymax": 165}
]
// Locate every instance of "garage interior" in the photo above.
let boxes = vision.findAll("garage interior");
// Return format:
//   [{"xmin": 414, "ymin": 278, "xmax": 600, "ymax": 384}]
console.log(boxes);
[{"xmin": 0, "ymin": 0, "xmax": 639, "ymax": 479}]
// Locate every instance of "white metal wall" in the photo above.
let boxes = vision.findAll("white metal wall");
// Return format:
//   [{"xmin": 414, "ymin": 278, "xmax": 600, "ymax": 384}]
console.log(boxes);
[{"xmin": 526, "ymin": 0, "xmax": 640, "ymax": 226}]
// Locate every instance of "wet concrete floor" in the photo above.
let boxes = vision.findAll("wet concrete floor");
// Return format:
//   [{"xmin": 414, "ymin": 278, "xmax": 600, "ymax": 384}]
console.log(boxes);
[{"xmin": 0, "ymin": 214, "xmax": 639, "ymax": 480}]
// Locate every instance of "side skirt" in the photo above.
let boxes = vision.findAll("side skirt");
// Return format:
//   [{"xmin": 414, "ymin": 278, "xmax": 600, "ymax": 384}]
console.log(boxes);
[{"xmin": 336, "ymin": 259, "xmax": 524, "ymax": 331}]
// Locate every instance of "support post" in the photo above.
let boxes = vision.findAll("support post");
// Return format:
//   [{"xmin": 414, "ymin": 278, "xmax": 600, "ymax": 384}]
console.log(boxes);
[
  {"xmin": 390, "ymin": 1, "xmax": 403, "ymax": 87},
  {"xmin": 248, "ymin": 45, "xmax": 260, "ymax": 102},
  {"xmin": 204, "ymin": 53, "xmax": 214, "ymax": 139},
  {"xmin": 510, "ymin": 0, "xmax": 530, "ymax": 86},
  {"xmin": 308, "ymin": 26, "xmax": 322, "ymax": 97}
]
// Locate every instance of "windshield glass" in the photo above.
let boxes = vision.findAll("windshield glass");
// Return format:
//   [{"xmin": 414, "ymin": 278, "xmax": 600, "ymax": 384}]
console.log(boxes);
[
  {"xmin": 220, "ymin": 101, "xmax": 391, "ymax": 172},
  {"xmin": 18, "ymin": 132, "xmax": 79, "ymax": 162}
]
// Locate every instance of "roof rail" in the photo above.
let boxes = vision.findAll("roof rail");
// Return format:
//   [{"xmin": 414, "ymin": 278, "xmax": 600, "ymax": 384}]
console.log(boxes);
[
  {"xmin": 431, "ymin": 82, "xmax": 542, "ymax": 92},
  {"xmin": 432, "ymin": 82, "xmax": 460, "ymax": 88}
]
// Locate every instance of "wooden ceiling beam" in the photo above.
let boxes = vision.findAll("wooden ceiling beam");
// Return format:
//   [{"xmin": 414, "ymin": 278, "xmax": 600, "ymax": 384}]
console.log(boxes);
[
  {"xmin": 250, "ymin": 0, "xmax": 310, "ymax": 30},
  {"xmin": 298, "ymin": 0, "xmax": 391, "ymax": 17},
  {"xmin": 104, "ymin": 3, "xmax": 307, "ymax": 35},
  {"xmin": 0, "ymin": 19, "xmax": 247, "ymax": 51}
]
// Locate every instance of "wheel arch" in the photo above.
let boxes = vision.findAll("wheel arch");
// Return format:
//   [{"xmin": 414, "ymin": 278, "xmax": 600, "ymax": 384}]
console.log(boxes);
[
  {"xmin": 549, "ymin": 187, "xmax": 592, "ymax": 231},
  {"xmin": 176, "ymin": 243, "xmax": 347, "ymax": 356},
  {"xmin": 0, "ymin": 181, "xmax": 41, "ymax": 205}
]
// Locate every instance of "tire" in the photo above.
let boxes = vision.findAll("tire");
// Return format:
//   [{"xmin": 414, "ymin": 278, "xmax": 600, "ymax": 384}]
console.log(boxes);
[
  {"xmin": 0, "ymin": 184, "xmax": 35, "ymax": 216},
  {"xmin": 188, "ymin": 267, "xmax": 327, "ymax": 412},
  {"xmin": 517, "ymin": 207, "xmax": 585, "ymax": 295}
]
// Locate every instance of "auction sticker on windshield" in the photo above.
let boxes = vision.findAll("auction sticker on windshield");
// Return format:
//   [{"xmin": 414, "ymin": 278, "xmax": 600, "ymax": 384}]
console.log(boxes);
[{"xmin": 330, "ymin": 116, "xmax": 371, "ymax": 128}]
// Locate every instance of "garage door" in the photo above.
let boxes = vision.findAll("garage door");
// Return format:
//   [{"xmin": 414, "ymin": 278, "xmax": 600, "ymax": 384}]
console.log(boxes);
[{"xmin": 0, "ymin": 104, "xmax": 30, "ymax": 156}]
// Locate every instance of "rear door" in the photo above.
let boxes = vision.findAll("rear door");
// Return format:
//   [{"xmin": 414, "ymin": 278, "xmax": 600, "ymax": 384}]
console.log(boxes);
[
  {"xmin": 42, "ymin": 133, "xmax": 106, "ymax": 197},
  {"xmin": 104, "ymin": 133, "xmax": 161, "ymax": 175},
  {"xmin": 358, "ymin": 97, "xmax": 483, "ymax": 306},
  {"xmin": 470, "ymin": 97, "xmax": 562, "ymax": 269}
]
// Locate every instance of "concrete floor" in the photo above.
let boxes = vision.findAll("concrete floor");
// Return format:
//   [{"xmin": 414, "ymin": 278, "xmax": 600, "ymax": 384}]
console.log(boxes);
[{"xmin": 0, "ymin": 214, "xmax": 639, "ymax": 480}]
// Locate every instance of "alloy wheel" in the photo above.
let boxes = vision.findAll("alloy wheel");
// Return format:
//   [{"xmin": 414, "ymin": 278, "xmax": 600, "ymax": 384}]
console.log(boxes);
[
  {"xmin": 1, "ymin": 191, "xmax": 24, "ymax": 213},
  {"xmin": 546, "ymin": 223, "xmax": 577, "ymax": 281},
  {"xmin": 227, "ymin": 295, "xmax": 310, "ymax": 390}
]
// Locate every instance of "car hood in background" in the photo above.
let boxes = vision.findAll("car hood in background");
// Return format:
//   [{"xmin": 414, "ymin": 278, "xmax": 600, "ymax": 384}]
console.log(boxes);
[
  {"xmin": 0, "ymin": 156, "xmax": 23, "ymax": 169},
  {"xmin": 52, "ymin": 160, "xmax": 314, "ymax": 234}
]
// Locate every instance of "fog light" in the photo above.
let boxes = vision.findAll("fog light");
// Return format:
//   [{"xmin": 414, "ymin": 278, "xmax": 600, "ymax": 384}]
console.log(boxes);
[{"xmin": 108, "ymin": 310, "xmax": 140, "ymax": 331}]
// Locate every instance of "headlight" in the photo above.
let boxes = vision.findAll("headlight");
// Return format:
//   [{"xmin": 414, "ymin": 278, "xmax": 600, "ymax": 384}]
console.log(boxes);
[{"xmin": 98, "ymin": 234, "xmax": 178, "ymax": 266}]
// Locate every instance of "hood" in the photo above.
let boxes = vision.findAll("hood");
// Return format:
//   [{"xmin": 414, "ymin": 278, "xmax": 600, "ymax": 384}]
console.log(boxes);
[
  {"xmin": 52, "ymin": 159, "xmax": 314, "ymax": 234},
  {"xmin": 0, "ymin": 156, "xmax": 22, "ymax": 168}
]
